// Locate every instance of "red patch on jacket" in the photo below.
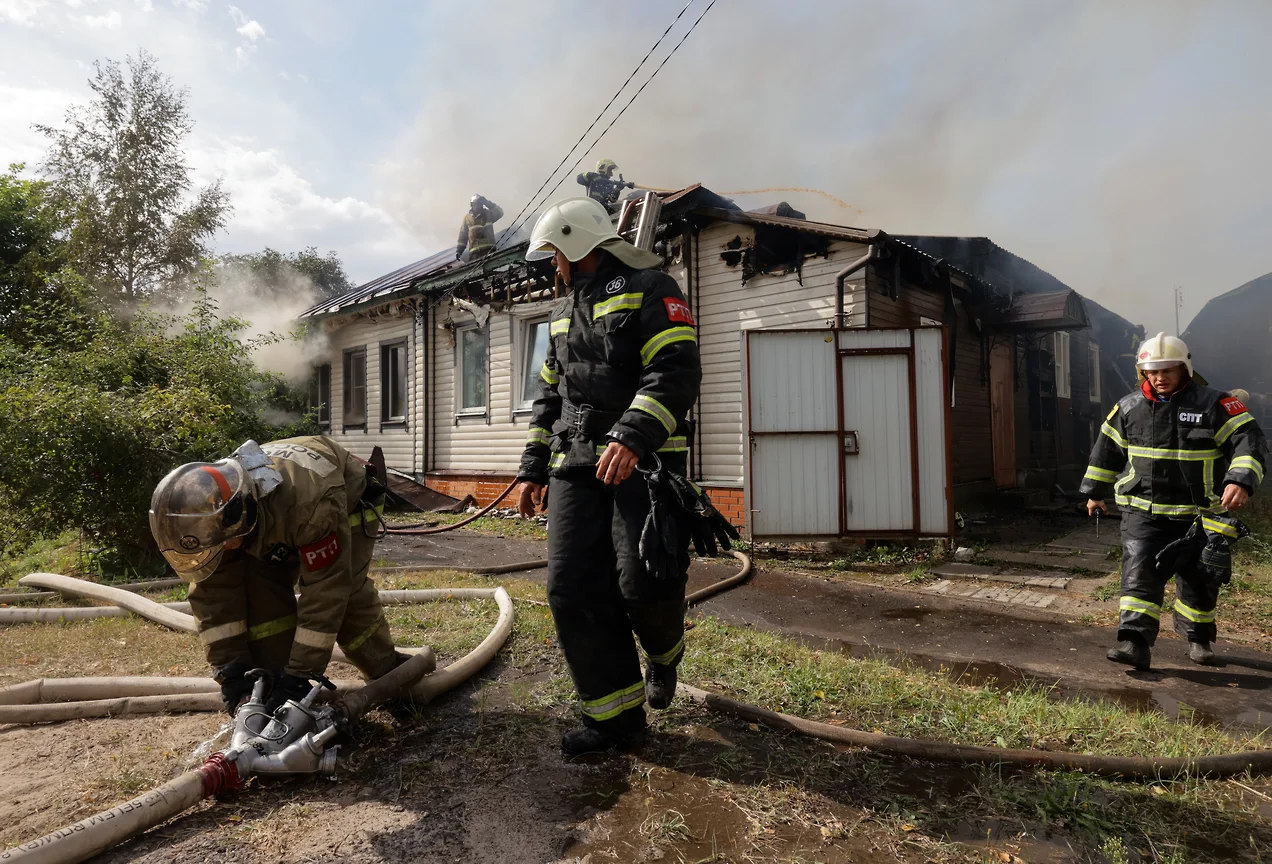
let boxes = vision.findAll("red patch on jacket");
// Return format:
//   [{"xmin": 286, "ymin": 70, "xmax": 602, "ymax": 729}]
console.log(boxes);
[
  {"xmin": 301, "ymin": 533, "xmax": 340, "ymax": 571},
  {"xmin": 1220, "ymin": 396, "xmax": 1248, "ymax": 416},
  {"xmin": 664, "ymin": 297, "xmax": 694, "ymax": 325}
]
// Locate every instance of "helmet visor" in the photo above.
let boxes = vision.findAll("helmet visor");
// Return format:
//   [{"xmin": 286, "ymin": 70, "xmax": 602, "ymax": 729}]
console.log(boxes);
[
  {"xmin": 158, "ymin": 545, "xmax": 224, "ymax": 582},
  {"xmin": 526, "ymin": 240, "xmax": 557, "ymax": 262},
  {"xmin": 1137, "ymin": 359, "xmax": 1185, "ymax": 371}
]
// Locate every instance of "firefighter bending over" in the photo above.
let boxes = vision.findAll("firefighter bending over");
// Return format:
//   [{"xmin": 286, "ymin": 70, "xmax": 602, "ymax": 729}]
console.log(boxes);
[
  {"xmin": 1081, "ymin": 333, "xmax": 1266, "ymax": 670},
  {"xmin": 150, "ymin": 436, "xmax": 405, "ymax": 714},
  {"xmin": 515, "ymin": 197, "xmax": 734, "ymax": 756},
  {"xmin": 456, "ymin": 194, "xmax": 504, "ymax": 260}
]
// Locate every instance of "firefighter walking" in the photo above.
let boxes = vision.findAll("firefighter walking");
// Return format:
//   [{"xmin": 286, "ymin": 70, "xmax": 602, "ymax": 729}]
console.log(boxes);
[
  {"xmin": 515, "ymin": 196, "xmax": 703, "ymax": 756},
  {"xmin": 1081, "ymin": 333, "xmax": 1266, "ymax": 669},
  {"xmin": 149, "ymin": 436, "xmax": 403, "ymax": 713}
]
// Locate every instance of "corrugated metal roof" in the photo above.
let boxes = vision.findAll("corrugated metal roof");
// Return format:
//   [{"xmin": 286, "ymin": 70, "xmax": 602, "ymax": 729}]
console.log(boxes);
[{"xmin": 298, "ymin": 225, "xmax": 528, "ymax": 319}]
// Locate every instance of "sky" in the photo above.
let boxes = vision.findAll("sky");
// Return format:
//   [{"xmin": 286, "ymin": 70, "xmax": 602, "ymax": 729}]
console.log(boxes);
[{"xmin": 2, "ymin": 0, "xmax": 1270, "ymax": 335}]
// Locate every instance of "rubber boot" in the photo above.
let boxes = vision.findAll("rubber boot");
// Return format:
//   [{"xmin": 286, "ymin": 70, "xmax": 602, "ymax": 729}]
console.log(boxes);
[
  {"xmin": 1106, "ymin": 638, "xmax": 1151, "ymax": 670},
  {"xmin": 1188, "ymin": 641, "xmax": 1220, "ymax": 666},
  {"xmin": 645, "ymin": 663, "xmax": 676, "ymax": 710},
  {"xmin": 561, "ymin": 724, "xmax": 646, "ymax": 757}
]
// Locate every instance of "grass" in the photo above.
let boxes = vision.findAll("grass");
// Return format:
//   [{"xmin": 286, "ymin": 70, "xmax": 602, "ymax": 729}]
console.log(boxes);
[
  {"xmin": 0, "ymin": 529, "xmax": 81, "ymax": 586},
  {"xmin": 3, "ymin": 565, "xmax": 1271, "ymax": 861},
  {"xmin": 385, "ymin": 509, "xmax": 548, "ymax": 541}
]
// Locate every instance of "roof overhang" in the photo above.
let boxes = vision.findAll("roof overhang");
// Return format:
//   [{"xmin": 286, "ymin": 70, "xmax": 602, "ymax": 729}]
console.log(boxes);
[{"xmin": 999, "ymin": 290, "xmax": 1089, "ymax": 331}]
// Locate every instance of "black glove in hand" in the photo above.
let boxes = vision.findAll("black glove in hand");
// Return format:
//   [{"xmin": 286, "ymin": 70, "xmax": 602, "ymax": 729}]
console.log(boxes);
[
  {"xmin": 265, "ymin": 673, "xmax": 314, "ymax": 714},
  {"xmin": 1199, "ymin": 537, "xmax": 1233, "ymax": 588},
  {"xmin": 1155, "ymin": 519, "xmax": 1205, "ymax": 577},
  {"xmin": 638, "ymin": 464, "xmax": 680, "ymax": 581},
  {"xmin": 664, "ymin": 473, "xmax": 740, "ymax": 557},
  {"xmin": 213, "ymin": 662, "xmax": 254, "ymax": 716}
]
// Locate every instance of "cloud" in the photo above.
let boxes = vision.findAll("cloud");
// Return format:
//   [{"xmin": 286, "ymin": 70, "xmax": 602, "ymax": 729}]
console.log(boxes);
[
  {"xmin": 0, "ymin": 83, "xmax": 78, "ymax": 167},
  {"xmin": 191, "ymin": 140, "xmax": 421, "ymax": 285},
  {"xmin": 172, "ymin": 0, "xmax": 205, "ymax": 10},
  {"xmin": 0, "ymin": 0, "xmax": 48, "ymax": 24},
  {"xmin": 81, "ymin": 9, "xmax": 121, "ymax": 29},
  {"xmin": 227, "ymin": 4, "xmax": 263, "ymax": 40}
]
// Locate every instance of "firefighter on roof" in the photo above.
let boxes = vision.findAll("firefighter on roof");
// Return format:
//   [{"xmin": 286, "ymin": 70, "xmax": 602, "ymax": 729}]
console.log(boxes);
[
  {"xmin": 456, "ymin": 194, "xmax": 504, "ymax": 260},
  {"xmin": 577, "ymin": 158, "xmax": 635, "ymax": 208},
  {"xmin": 514, "ymin": 196, "xmax": 717, "ymax": 756},
  {"xmin": 1081, "ymin": 333, "xmax": 1266, "ymax": 670},
  {"xmin": 150, "ymin": 436, "xmax": 404, "ymax": 714}
]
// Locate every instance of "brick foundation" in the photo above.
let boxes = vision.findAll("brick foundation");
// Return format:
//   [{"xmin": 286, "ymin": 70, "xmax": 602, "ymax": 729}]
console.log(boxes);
[{"xmin": 423, "ymin": 473, "xmax": 749, "ymax": 535}]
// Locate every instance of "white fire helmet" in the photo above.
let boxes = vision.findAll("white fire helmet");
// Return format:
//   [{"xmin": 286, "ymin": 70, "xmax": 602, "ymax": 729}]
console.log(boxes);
[
  {"xmin": 526, "ymin": 197, "xmax": 662, "ymax": 269},
  {"xmin": 149, "ymin": 459, "xmax": 257, "ymax": 582},
  {"xmin": 1135, "ymin": 332, "xmax": 1192, "ymax": 378}
]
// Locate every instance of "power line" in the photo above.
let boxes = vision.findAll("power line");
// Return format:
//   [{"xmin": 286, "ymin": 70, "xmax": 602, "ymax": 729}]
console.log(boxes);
[
  {"xmin": 502, "ymin": 0, "xmax": 720, "ymax": 246},
  {"xmin": 495, "ymin": 0, "xmax": 697, "ymax": 251}
]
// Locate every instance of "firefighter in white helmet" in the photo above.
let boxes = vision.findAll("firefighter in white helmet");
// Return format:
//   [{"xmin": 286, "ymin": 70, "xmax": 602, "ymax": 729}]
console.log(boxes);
[
  {"xmin": 1080, "ymin": 333, "xmax": 1266, "ymax": 669},
  {"xmin": 150, "ymin": 436, "xmax": 403, "ymax": 714},
  {"xmin": 515, "ymin": 197, "xmax": 735, "ymax": 756}
]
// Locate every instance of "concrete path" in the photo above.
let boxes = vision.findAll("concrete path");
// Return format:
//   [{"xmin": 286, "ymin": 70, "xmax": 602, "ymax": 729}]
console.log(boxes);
[{"xmin": 375, "ymin": 529, "xmax": 1272, "ymax": 732}]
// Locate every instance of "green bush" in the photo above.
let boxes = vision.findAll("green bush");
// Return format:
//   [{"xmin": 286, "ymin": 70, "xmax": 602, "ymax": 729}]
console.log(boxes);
[{"xmin": 0, "ymin": 274, "xmax": 316, "ymax": 556}]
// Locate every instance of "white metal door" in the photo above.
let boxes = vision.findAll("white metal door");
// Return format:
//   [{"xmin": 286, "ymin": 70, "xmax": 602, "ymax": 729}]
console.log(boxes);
[
  {"xmin": 744, "ymin": 327, "xmax": 950, "ymax": 540},
  {"xmin": 744, "ymin": 330, "xmax": 839, "ymax": 539}
]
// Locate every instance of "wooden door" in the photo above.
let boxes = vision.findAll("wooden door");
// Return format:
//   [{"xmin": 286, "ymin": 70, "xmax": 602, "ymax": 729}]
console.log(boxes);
[{"xmin": 990, "ymin": 342, "xmax": 1016, "ymax": 488}]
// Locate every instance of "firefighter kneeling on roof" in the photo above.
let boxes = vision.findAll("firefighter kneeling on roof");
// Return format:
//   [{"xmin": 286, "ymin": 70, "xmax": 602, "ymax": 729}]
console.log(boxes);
[
  {"xmin": 515, "ymin": 197, "xmax": 737, "ymax": 757},
  {"xmin": 149, "ymin": 436, "xmax": 406, "ymax": 714},
  {"xmin": 1081, "ymin": 333, "xmax": 1267, "ymax": 670}
]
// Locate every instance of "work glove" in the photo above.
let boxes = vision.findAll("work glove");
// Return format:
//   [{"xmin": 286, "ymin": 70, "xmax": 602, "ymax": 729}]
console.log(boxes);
[
  {"xmin": 213, "ymin": 662, "xmax": 254, "ymax": 716},
  {"xmin": 638, "ymin": 461, "xmax": 680, "ymax": 582},
  {"xmin": 1199, "ymin": 514, "xmax": 1250, "ymax": 589},
  {"xmin": 1155, "ymin": 519, "xmax": 1205, "ymax": 578},
  {"xmin": 663, "ymin": 472, "xmax": 740, "ymax": 558},
  {"xmin": 455, "ymin": 245, "xmax": 464, "ymax": 261},
  {"xmin": 265, "ymin": 673, "xmax": 314, "ymax": 715}
]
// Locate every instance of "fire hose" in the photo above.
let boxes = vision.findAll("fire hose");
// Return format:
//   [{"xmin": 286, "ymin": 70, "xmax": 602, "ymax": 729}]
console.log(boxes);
[{"xmin": 385, "ymin": 480, "xmax": 520, "ymax": 535}]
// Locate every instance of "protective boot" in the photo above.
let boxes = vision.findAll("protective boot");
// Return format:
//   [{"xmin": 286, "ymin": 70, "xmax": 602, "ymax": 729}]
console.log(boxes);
[
  {"xmin": 1106, "ymin": 639, "xmax": 1151, "ymax": 670},
  {"xmin": 645, "ymin": 663, "xmax": 676, "ymax": 710},
  {"xmin": 561, "ymin": 724, "xmax": 646, "ymax": 757},
  {"xmin": 1188, "ymin": 641, "xmax": 1220, "ymax": 666}
]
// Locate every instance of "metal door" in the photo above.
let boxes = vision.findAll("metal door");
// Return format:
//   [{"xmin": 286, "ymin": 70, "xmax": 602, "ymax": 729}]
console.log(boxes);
[
  {"xmin": 744, "ymin": 327, "xmax": 951, "ymax": 541},
  {"xmin": 990, "ymin": 341, "xmax": 1016, "ymax": 488}
]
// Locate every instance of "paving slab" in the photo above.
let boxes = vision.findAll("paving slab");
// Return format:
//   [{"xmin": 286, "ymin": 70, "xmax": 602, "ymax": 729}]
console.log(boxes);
[
  {"xmin": 983, "ymin": 549, "xmax": 1114, "ymax": 571},
  {"xmin": 929, "ymin": 564, "xmax": 1071, "ymax": 590}
]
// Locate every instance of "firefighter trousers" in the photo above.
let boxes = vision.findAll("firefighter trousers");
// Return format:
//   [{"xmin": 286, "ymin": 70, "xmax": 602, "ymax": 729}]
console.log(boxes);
[
  {"xmin": 546, "ymin": 468, "xmax": 689, "ymax": 734},
  {"xmin": 1119, "ymin": 511, "xmax": 1219, "ymax": 646},
  {"xmin": 236, "ymin": 525, "xmax": 398, "ymax": 680}
]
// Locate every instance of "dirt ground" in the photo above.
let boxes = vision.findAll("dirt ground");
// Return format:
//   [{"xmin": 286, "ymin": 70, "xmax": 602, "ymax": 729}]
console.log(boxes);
[{"xmin": 4, "ymin": 521, "xmax": 1272, "ymax": 862}]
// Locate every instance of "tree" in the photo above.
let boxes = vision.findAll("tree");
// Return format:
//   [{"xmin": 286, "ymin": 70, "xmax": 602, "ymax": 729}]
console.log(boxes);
[
  {"xmin": 218, "ymin": 246, "xmax": 354, "ymax": 300},
  {"xmin": 0, "ymin": 164, "xmax": 69, "ymax": 340},
  {"xmin": 38, "ymin": 50, "xmax": 230, "ymax": 301}
]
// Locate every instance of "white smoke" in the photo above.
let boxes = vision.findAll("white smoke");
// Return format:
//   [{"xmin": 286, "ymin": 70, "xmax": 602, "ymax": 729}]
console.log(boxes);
[{"xmin": 374, "ymin": 0, "xmax": 1272, "ymax": 337}]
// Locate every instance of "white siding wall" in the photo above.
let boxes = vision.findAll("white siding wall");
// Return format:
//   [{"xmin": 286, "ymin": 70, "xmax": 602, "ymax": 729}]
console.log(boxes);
[
  {"xmin": 693, "ymin": 223, "xmax": 868, "ymax": 485},
  {"xmin": 323, "ymin": 311, "xmax": 419, "ymax": 472},
  {"xmin": 429, "ymin": 298, "xmax": 556, "ymax": 472}
]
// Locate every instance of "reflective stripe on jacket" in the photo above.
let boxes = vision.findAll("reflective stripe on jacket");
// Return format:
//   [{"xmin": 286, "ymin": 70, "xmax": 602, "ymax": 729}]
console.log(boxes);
[{"xmin": 1079, "ymin": 380, "xmax": 1267, "ymax": 516}]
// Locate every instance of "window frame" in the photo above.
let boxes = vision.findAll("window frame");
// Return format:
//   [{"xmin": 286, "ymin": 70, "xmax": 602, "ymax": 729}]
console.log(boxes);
[
  {"xmin": 454, "ymin": 324, "xmax": 489, "ymax": 418},
  {"xmin": 1054, "ymin": 331, "xmax": 1071, "ymax": 399},
  {"xmin": 514, "ymin": 316, "xmax": 552, "ymax": 415},
  {"xmin": 342, "ymin": 347, "xmax": 368, "ymax": 431},
  {"xmin": 379, "ymin": 339, "xmax": 409, "ymax": 426},
  {"xmin": 309, "ymin": 363, "xmax": 331, "ymax": 428},
  {"xmin": 1087, "ymin": 342, "xmax": 1101, "ymax": 403}
]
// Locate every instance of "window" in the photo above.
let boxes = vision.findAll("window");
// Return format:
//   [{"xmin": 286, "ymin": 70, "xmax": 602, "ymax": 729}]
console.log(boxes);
[
  {"xmin": 342, "ymin": 348, "xmax": 367, "ymax": 428},
  {"xmin": 1053, "ymin": 332, "xmax": 1071, "ymax": 399},
  {"xmin": 308, "ymin": 363, "xmax": 331, "ymax": 427},
  {"xmin": 380, "ymin": 341, "xmax": 408, "ymax": 423},
  {"xmin": 518, "ymin": 318, "xmax": 550, "ymax": 411},
  {"xmin": 457, "ymin": 326, "xmax": 488, "ymax": 413},
  {"xmin": 1087, "ymin": 342, "xmax": 1101, "ymax": 403}
]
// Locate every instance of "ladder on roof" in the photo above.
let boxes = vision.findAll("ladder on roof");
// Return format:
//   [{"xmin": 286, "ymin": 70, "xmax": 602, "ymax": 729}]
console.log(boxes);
[{"xmin": 616, "ymin": 191, "xmax": 663, "ymax": 252}]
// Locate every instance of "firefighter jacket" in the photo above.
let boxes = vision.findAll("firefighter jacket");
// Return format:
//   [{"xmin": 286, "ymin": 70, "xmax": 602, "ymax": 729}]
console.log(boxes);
[
  {"xmin": 1080, "ymin": 380, "xmax": 1267, "ymax": 517},
  {"xmin": 456, "ymin": 201, "xmax": 504, "ymax": 256},
  {"xmin": 188, "ymin": 436, "xmax": 383, "ymax": 677},
  {"xmin": 517, "ymin": 252, "xmax": 701, "ymax": 485}
]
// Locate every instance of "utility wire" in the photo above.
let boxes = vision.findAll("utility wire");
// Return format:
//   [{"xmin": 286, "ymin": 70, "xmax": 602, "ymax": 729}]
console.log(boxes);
[
  {"xmin": 502, "ymin": 0, "xmax": 720, "ymax": 247},
  {"xmin": 494, "ymin": 0, "xmax": 697, "ymax": 252}
]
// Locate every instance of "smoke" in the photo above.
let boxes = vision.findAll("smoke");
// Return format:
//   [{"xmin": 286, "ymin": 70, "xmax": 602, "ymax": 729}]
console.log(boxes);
[
  {"xmin": 171, "ymin": 260, "xmax": 328, "ymax": 384},
  {"xmin": 375, "ymin": 0, "xmax": 1272, "ymax": 337}
]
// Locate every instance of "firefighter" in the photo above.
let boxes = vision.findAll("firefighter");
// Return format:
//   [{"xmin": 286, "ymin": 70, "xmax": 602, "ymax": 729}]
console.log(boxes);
[
  {"xmin": 516, "ymin": 196, "xmax": 701, "ymax": 756},
  {"xmin": 576, "ymin": 158, "xmax": 635, "ymax": 208},
  {"xmin": 1081, "ymin": 333, "xmax": 1266, "ymax": 669},
  {"xmin": 456, "ymin": 194, "xmax": 504, "ymax": 260},
  {"xmin": 149, "ymin": 436, "xmax": 402, "ymax": 714}
]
